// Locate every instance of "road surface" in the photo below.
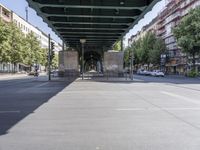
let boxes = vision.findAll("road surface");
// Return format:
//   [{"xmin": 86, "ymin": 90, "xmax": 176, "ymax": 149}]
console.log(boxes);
[{"xmin": 0, "ymin": 75, "xmax": 200, "ymax": 150}]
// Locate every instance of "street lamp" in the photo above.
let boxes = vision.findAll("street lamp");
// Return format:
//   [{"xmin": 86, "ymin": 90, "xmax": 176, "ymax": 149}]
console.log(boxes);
[
  {"xmin": 130, "ymin": 49, "xmax": 134, "ymax": 80},
  {"xmin": 160, "ymin": 54, "xmax": 167, "ymax": 72},
  {"xmin": 80, "ymin": 39, "xmax": 86, "ymax": 80}
]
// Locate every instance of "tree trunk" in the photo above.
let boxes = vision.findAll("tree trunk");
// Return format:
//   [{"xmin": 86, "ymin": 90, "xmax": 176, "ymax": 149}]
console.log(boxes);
[
  {"xmin": 14, "ymin": 63, "xmax": 16, "ymax": 73},
  {"xmin": 192, "ymin": 52, "xmax": 196, "ymax": 71},
  {"xmin": 11, "ymin": 63, "xmax": 14, "ymax": 73},
  {"xmin": 147, "ymin": 63, "xmax": 150, "ymax": 71}
]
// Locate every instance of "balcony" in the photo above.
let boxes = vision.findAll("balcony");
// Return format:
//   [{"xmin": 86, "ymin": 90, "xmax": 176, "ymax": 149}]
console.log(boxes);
[
  {"xmin": 157, "ymin": 29, "xmax": 166, "ymax": 36},
  {"xmin": 164, "ymin": 13, "xmax": 181, "ymax": 25}
]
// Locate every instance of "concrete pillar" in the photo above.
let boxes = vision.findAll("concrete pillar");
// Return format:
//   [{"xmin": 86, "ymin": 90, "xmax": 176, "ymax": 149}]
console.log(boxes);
[
  {"xmin": 62, "ymin": 41, "xmax": 65, "ymax": 51},
  {"xmin": 121, "ymin": 37, "xmax": 124, "ymax": 51}
]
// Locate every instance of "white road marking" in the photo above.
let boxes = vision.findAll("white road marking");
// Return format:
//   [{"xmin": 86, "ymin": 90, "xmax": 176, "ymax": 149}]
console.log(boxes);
[
  {"xmin": 0, "ymin": 111, "xmax": 21, "ymax": 114},
  {"xmin": 116, "ymin": 108, "xmax": 146, "ymax": 111},
  {"xmin": 33, "ymin": 82, "xmax": 49, "ymax": 88},
  {"xmin": 116, "ymin": 108, "xmax": 200, "ymax": 111},
  {"xmin": 161, "ymin": 91, "xmax": 200, "ymax": 105}
]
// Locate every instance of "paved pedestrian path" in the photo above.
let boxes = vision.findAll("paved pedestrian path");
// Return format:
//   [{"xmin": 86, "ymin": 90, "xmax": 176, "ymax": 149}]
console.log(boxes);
[{"xmin": 1, "ymin": 78, "xmax": 200, "ymax": 150}]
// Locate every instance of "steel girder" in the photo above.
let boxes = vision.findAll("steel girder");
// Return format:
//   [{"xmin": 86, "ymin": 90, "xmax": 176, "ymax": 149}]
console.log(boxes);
[{"xmin": 27, "ymin": 0, "xmax": 161, "ymax": 49}]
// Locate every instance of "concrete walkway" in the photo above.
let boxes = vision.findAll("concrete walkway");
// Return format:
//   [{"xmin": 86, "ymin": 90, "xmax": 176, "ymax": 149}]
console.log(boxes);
[{"xmin": 0, "ymin": 77, "xmax": 200, "ymax": 150}]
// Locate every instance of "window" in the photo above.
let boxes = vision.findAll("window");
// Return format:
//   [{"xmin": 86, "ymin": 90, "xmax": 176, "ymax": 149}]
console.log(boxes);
[{"xmin": 2, "ymin": 9, "xmax": 10, "ymax": 18}]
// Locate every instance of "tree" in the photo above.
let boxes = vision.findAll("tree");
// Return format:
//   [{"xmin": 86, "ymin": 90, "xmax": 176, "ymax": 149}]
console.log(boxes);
[
  {"xmin": 134, "ymin": 37, "xmax": 143, "ymax": 64},
  {"xmin": 124, "ymin": 43, "xmax": 140, "ymax": 73},
  {"xmin": 124, "ymin": 46, "xmax": 131, "ymax": 67},
  {"xmin": 0, "ymin": 20, "xmax": 47, "ymax": 73},
  {"xmin": 173, "ymin": 7, "xmax": 200, "ymax": 70},
  {"xmin": 24, "ymin": 32, "xmax": 41, "ymax": 69},
  {"xmin": 0, "ymin": 19, "xmax": 11, "ymax": 63},
  {"xmin": 51, "ymin": 53, "xmax": 58, "ymax": 69},
  {"xmin": 113, "ymin": 40, "xmax": 121, "ymax": 51},
  {"xmin": 40, "ymin": 48, "xmax": 48, "ymax": 67},
  {"xmin": 149, "ymin": 37, "xmax": 166, "ymax": 65},
  {"xmin": 7, "ymin": 22, "xmax": 24, "ymax": 72},
  {"xmin": 132, "ymin": 32, "xmax": 166, "ymax": 68}
]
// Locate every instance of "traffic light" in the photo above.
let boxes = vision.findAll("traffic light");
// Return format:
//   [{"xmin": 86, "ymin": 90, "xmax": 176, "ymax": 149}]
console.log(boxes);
[
  {"xmin": 51, "ymin": 42, "xmax": 55, "ymax": 51},
  {"xmin": 51, "ymin": 51, "xmax": 55, "ymax": 61},
  {"xmin": 50, "ymin": 42, "xmax": 55, "ymax": 62}
]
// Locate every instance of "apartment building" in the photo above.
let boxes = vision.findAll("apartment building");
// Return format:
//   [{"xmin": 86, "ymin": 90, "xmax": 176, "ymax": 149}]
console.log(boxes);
[
  {"xmin": 0, "ymin": 3, "xmax": 61, "ymax": 73},
  {"xmin": 128, "ymin": 17, "xmax": 158, "ymax": 46},
  {"xmin": 158, "ymin": 0, "xmax": 200, "ymax": 74},
  {"xmin": 12, "ymin": 13, "xmax": 49, "ymax": 49},
  {"xmin": 128, "ymin": 0, "xmax": 200, "ymax": 74}
]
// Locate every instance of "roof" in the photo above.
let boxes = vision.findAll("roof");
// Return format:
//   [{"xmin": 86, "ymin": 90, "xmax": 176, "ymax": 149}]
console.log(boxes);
[{"xmin": 27, "ymin": 0, "xmax": 161, "ymax": 49}]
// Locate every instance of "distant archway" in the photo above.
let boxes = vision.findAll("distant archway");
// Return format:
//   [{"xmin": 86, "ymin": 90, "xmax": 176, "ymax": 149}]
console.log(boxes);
[{"xmin": 84, "ymin": 51, "xmax": 103, "ymax": 73}]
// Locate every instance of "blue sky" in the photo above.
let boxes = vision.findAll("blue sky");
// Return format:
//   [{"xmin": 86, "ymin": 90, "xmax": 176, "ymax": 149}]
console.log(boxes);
[{"xmin": 0, "ymin": 0, "xmax": 166, "ymax": 46}]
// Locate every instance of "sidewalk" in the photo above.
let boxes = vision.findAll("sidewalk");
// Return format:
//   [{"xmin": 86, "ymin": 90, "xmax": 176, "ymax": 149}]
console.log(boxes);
[
  {"xmin": 77, "ymin": 76, "xmax": 142, "ymax": 82},
  {"xmin": 0, "ymin": 73, "xmax": 28, "ymax": 80},
  {"xmin": 165, "ymin": 74, "xmax": 200, "ymax": 80}
]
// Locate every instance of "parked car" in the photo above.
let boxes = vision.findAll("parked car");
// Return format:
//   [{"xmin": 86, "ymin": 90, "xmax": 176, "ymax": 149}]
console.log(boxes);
[
  {"xmin": 51, "ymin": 70, "xmax": 59, "ymax": 77},
  {"xmin": 137, "ymin": 69, "xmax": 144, "ymax": 75},
  {"xmin": 137, "ymin": 69, "xmax": 151, "ymax": 76},
  {"xmin": 143, "ymin": 70, "xmax": 151, "ymax": 76},
  {"xmin": 150, "ymin": 70, "xmax": 165, "ymax": 77}
]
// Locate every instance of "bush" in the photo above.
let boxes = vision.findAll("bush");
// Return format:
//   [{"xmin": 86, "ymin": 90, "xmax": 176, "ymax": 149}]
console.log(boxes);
[{"xmin": 187, "ymin": 70, "xmax": 199, "ymax": 77}]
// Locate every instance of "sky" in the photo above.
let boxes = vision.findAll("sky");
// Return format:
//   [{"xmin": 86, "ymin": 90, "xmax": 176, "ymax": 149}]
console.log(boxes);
[{"xmin": 0, "ymin": 0, "xmax": 166, "ymax": 46}]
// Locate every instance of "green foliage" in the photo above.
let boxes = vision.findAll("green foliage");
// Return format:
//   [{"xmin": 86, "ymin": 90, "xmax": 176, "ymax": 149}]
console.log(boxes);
[
  {"xmin": 187, "ymin": 69, "xmax": 199, "ymax": 77},
  {"xmin": 173, "ymin": 7, "xmax": 200, "ymax": 69},
  {"xmin": 51, "ymin": 53, "xmax": 58, "ymax": 69},
  {"xmin": 7, "ymin": 23, "xmax": 24, "ymax": 70},
  {"xmin": 129, "ymin": 31, "xmax": 166, "ymax": 67},
  {"xmin": 40, "ymin": 48, "xmax": 48, "ymax": 66},
  {"xmin": 24, "ymin": 32, "xmax": 42, "ymax": 66},
  {"xmin": 124, "ymin": 42, "xmax": 139, "ymax": 67},
  {"xmin": 113, "ymin": 40, "xmax": 121, "ymax": 51},
  {"xmin": 124, "ymin": 46, "xmax": 131, "ymax": 66},
  {"xmin": 142, "ymin": 32, "xmax": 154, "ymax": 64},
  {"xmin": 0, "ymin": 20, "xmax": 48, "ymax": 72},
  {"xmin": 0, "ymin": 19, "xmax": 11, "ymax": 63},
  {"xmin": 149, "ymin": 37, "xmax": 166, "ymax": 65}
]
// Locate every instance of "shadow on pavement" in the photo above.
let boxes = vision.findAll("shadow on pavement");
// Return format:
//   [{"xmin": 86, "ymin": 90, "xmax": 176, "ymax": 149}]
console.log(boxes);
[{"xmin": 0, "ymin": 77, "xmax": 76, "ymax": 135}]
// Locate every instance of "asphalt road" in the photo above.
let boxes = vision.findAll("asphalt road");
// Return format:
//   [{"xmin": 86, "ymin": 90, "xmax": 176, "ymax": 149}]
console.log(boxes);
[{"xmin": 0, "ymin": 75, "xmax": 200, "ymax": 150}]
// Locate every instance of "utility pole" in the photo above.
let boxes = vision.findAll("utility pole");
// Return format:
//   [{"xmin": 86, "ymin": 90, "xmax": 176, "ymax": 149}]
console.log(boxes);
[
  {"xmin": 48, "ymin": 34, "xmax": 51, "ymax": 81},
  {"xmin": 25, "ymin": 7, "xmax": 28, "ymax": 22},
  {"xmin": 130, "ymin": 49, "xmax": 134, "ymax": 80},
  {"xmin": 80, "ymin": 39, "xmax": 86, "ymax": 80}
]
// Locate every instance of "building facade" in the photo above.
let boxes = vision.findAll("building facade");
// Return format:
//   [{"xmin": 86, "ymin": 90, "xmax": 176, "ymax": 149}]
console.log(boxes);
[
  {"xmin": 157, "ymin": 0, "xmax": 200, "ymax": 74},
  {"xmin": 0, "ymin": 4, "xmax": 12, "ymax": 23},
  {"xmin": 12, "ymin": 13, "xmax": 49, "ymax": 49},
  {"xmin": 128, "ymin": 0, "xmax": 200, "ymax": 74},
  {"xmin": 0, "ymin": 3, "xmax": 61, "ymax": 73},
  {"xmin": 128, "ymin": 17, "xmax": 158, "ymax": 46}
]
